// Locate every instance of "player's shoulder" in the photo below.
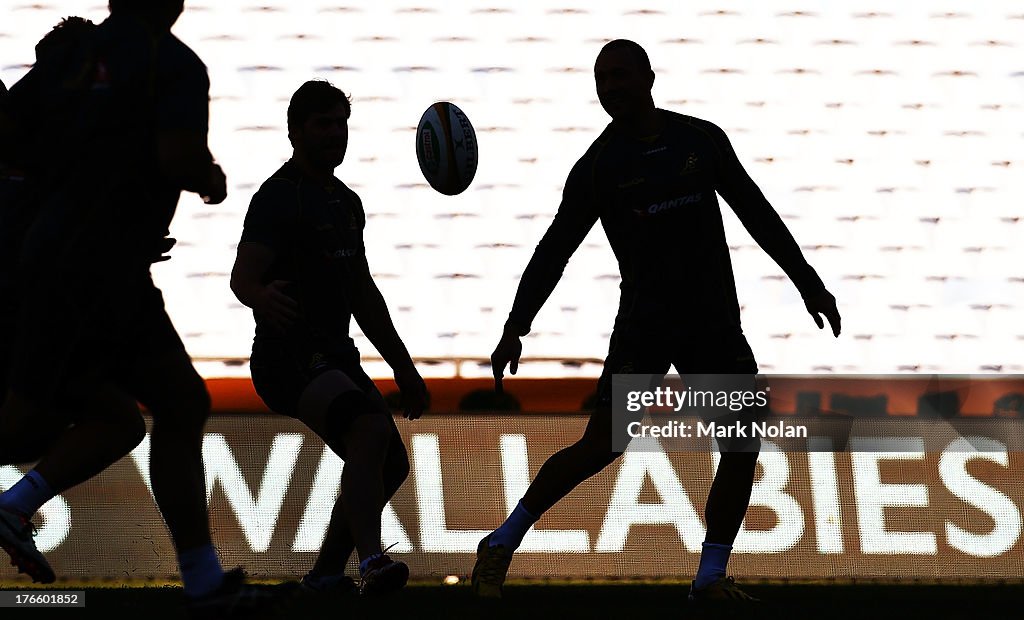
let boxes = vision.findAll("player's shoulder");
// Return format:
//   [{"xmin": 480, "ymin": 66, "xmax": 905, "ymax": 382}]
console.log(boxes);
[
  {"xmin": 252, "ymin": 162, "xmax": 302, "ymax": 203},
  {"xmin": 159, "ymin": 32, "xmax": 206, "ymax": 72},
  {"xmin": 663, "ymin": 109, "xmax": 727, "ymax": 140},
  {"xmin": 569, "ymin": 125, "xmax": 615, "ymax": 173},
  {"xmin": 151, "ymin": 30, "xmax": 208, "ymax": 92},
  {"xmin": 336, "ymin": 179, "xmax": 363, "ymax": 206}
]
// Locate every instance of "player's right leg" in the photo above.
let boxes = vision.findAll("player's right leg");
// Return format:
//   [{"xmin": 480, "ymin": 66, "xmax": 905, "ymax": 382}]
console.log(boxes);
[
  {"xmin": 471, "ymin": 404, "xmax": 621, "ymax": 598},
  {"xmin": 0, "ymin": 391, "xmax": 64, "ymax": 584},
  {"xmin": 303, "ymin": 406, "xmax": 409, "ymax": 594},
  {"xmin": 472, "ymin": 339, "xmax": 668, "ymax": 598},
  {"xmin": 0, "ymin": 383, "xmax": 144, "ymax": 584},
  {"xmin": 0, "ymin": 289, "xmax": 144, "ymax": 585}
]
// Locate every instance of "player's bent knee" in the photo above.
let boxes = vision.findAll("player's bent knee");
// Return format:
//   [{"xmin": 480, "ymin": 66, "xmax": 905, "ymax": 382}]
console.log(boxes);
[{"xmin": 324, "ymin": 389, "xmax": 387, "ymax": 447}]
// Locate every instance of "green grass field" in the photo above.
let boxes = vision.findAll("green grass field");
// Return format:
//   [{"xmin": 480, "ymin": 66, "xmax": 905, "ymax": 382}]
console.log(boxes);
[{"xmin": 3, "ymin": 580, "xmax": 1022, "ymax": 619}]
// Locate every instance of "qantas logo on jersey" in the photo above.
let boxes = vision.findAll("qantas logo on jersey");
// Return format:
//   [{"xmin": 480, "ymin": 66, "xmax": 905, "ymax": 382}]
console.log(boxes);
[{"xmin": 634, "ymin": 192, "xmax": 703, "ymax": 216}]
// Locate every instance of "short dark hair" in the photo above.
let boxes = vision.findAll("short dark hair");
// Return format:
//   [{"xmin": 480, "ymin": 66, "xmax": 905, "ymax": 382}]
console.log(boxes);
[
  {"xmin": 287, "ymin": 80, "xmax": 351, "ymax": 133},
  {"xmin": 108, "ymin": 0, "xmax": 181, "ymax": 15},
  {"xmin": 599, "ymin": 39, "xmax": 652, "ymax": 73},
  {"xmin": 35, "ymin": 16, "xmax": 95, "ymax": 62}
]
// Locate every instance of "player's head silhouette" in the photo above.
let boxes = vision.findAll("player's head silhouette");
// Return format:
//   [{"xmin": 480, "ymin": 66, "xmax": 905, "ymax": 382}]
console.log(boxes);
[
  {"xmin": 594, "ymin": 39, "xmax": 655, "ymax": 122},
  {"xmin": 287, "ymin": 80, "xmax": 351, "ymax": 174}
]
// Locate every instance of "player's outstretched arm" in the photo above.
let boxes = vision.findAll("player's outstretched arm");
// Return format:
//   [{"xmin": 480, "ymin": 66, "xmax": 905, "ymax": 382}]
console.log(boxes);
[
  {"xmin": 492, "ymin": 159, "xmax": 599, "ymax": 392},
  {"xmin": 709, "ymin": 122, "xmax": 841, "ymax": 337},
  {"xmin": 346, "ymin": 256, "xmax": 428, "ymax": 419}
]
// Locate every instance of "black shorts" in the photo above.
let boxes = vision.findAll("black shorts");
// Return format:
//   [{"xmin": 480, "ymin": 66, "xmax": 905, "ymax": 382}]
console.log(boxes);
[
  {"xmin": 595, "ymin": 327, "xmax": 761, "ymax": 452},
  {"xmin": 596, "ymin": 327, "xmax": 758, "ymax": 403},
  {"xmin": 249, "ymin": 340, "xmax": 382, "ymax": 418}
]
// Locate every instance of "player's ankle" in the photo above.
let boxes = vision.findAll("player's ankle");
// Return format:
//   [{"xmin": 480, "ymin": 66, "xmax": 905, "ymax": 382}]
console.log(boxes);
[{"xmin": 489, "ymin": 501, "xmax": 538, "ymax": 551}]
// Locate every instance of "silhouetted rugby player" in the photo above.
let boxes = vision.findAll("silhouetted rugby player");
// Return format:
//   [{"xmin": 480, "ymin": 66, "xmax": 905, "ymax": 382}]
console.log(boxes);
[
  {"xmin": 477, "ymin": 40, "xmax": 841, "ymax": 602},
  {"xmin": 232, "ymin": 80, "xmax": 427, "ymax": 596},
  {"xmin": 0, "ymin": 18, "xmax": 96, "ymax": 404},
  {"xmin": 0, "ymin": 2, "xmax": 276, "ymax": 613}
]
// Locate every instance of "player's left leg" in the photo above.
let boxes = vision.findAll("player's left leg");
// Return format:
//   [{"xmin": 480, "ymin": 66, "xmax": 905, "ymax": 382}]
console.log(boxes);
[
  {"xmin": 294, "ymin": 367, "xmax": 408, "ymax": 595},
  {"xmin": 679, "ymin": 333, "xmax": 761, "ymax": 602},
  {"xmin": 302, "ymin": 385, "xmax": 410, "ymax": 594},
  {"xmin": 124, "ymin": 286, "xmax": 282, "ymax": 613}
]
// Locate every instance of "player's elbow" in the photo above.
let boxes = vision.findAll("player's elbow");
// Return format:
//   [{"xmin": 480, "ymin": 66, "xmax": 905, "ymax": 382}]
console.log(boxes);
[
  {"xmin": 229, "ymin": 263, "xmax": 259, "ymax": 309},
  {"xmin": 228, "ymin": 269, "xmax": 246, "ymax": 306}
]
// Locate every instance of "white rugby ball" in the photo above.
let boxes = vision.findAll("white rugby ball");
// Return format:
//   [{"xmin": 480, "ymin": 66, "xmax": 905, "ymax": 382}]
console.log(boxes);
[{"xmin": 415, "ymin": 101, "xmax": 478, "ymax": 196}]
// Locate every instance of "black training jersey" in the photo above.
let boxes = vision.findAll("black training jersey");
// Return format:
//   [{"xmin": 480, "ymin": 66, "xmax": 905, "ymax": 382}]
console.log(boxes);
[
  {"xmin": 1, "ymin": 14, "xmax": 210, "ymax": 265},
  {"xmin": 508, "ymin": 109, "xmax": 825, "ymax": 336},
  {"xmin": 240, "ymin": 160, "xmax": 366, "ymax": 357}
]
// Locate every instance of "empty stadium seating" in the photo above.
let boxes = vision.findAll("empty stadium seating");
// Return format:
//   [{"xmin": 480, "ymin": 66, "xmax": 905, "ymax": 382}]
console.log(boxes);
[{"xmin": 2, "ymin": 1, "xmax": 1021, "ymax": 377}]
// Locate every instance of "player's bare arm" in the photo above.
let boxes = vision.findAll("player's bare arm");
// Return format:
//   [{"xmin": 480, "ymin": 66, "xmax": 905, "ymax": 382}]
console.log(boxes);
[
  {"xmin": 711, "ymin": 123, "xmax": 842, "ymax": 337},
  {"xmin": 492, "ymin": 160, "xmax": 599, "ymax": 392},
  {"xmin": 346, "ymin": 255, "xmax": 427, "ymax": 419}
]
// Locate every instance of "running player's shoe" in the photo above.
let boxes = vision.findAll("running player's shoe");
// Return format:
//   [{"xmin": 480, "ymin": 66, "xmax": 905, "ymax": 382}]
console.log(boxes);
[
  {"xmin": 187, "ymin": 567, "xmax": 291, "ymax": 619},
  {"xmin": 688, "ymin": 576, "xmax": 759, "ymax": 602},
  {"xmin": 0, "ymin": 507, "xmax": 55, "ymax": 584},
  {"xmin": 358, "ymin": 554, "xmax": 409, "ymax": 596},
  {"xmin": 471, "ymin": 534, "xmax": 513, "ymax": 599},
  {"xmin": 299, "ymin": 571, "xmax": 357, "ymax": 594}
]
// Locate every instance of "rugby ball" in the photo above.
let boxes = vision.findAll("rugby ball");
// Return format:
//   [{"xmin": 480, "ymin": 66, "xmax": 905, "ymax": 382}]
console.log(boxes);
[{"xmin": 416, "ymin": 101, "xmax": 478, "ymax": 195}]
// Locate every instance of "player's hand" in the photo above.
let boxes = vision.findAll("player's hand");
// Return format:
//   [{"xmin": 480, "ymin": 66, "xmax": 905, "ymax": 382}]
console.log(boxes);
[
  {"xmin": 151, "ymin": 236, "xmax": 176, "ymax": 263},
  {"xmin": 491, "ymin": 328, "xmax": 523, "ymax": 394},
  {"xmin": 394, "ymin": 363, "xmax": 428, "ymax": 420},
  {"xmin": 805, "ymin": 289, "xmax": 841, "ymax": 337},
  {"xmin": 202, "ymin": 163, "xmax": 227, "ymax": 204},
  {"xmin": 254, "ymin": 280, "xmax": 299, "ymax": 330}
]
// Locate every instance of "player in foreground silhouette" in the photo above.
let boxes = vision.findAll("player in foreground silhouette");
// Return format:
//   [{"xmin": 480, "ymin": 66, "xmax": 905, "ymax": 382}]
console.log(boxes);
[
  {"xmin": 475, "ymin": 39, "xmax": 841, "ymax": 603},
  {"xmin": 0, "ymin": 3, "xmax": 278, "ymax": 615}
]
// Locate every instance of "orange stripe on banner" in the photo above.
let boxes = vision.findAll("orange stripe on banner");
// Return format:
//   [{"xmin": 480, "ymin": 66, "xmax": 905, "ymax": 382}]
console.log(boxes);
[
  {"xmin": 205, "ymin": 377, "xmax": 597, "ymax": 414},
  {"xmin": 204, "ymin": 376, "xmax": 1024, "ymax": 416}
]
